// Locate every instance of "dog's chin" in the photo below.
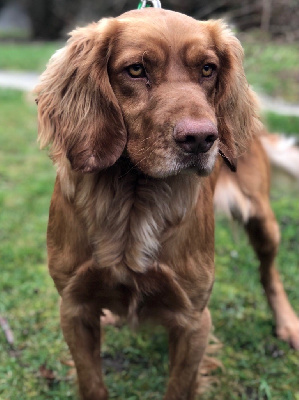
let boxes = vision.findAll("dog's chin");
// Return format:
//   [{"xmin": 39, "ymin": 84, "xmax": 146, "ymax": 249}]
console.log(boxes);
[
  {"xmin": 182, "ymin": 147, "xmax": 218, "ymax": 177},
  {"xmin": 134, "ymin": 151, "xmax": 218, "ymax": 179},
  {"xmin": 180, "ymin": 157, "xmax": 216, "ymax": 178}
]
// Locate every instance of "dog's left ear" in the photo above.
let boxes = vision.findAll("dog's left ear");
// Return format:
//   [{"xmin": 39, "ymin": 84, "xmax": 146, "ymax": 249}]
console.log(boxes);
[
  {"xmin": 35, "ymin": 19, "xmax": 126, "ymax": 173},
  {"xmin": 212, "ymin": 21, "xmax": 262, "ymax": 169}
]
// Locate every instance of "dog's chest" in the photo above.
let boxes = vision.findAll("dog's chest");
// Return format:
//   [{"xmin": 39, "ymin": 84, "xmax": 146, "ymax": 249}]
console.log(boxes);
[{"xmin": 76, "ymin": 170, "xmax": 198, "ymax": 273}]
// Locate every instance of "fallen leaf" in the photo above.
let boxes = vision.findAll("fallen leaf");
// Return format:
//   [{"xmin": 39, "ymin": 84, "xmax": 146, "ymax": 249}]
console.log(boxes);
[{"xmin": 39, "ymin": 364, "xmax": 55, "ymax": 380}]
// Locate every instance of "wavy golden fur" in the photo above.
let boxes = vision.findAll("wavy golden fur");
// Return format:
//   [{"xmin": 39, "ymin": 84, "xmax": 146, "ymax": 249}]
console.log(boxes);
[{"xmin": 36, "ymin": 8, "xmax": 299, "ymax": 400}]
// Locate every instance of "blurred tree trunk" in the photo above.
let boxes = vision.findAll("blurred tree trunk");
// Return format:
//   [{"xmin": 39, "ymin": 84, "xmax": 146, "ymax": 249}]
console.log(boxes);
[
  {"xmin": 25, "ymin": 0, "xmax": 80, "ymax": 40},
  {"xmin": 261, "ymin": 0, "xmax": 272, "ymax": 31}
]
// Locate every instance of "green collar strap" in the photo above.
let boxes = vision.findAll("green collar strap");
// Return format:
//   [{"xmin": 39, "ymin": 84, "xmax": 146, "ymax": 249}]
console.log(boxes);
[{"xmin": 138, "ymin": 0, "xmax": 162, "ymax": 9}]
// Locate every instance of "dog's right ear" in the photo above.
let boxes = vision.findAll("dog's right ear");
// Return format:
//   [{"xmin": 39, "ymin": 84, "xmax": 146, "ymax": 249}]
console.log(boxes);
[{"xmin": 35, "ymin": 19, "xmax": 127, "ymax": 173}]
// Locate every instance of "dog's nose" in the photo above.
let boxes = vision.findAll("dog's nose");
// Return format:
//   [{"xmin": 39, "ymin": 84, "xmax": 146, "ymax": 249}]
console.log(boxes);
[{"xmin": 173, "ymin": 118, "xmax": 218, "ymax": 154}]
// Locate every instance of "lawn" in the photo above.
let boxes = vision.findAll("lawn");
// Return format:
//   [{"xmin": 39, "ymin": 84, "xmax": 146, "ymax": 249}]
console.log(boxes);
[
  {"xmin": 0, "ymin": 37, "xmax": 298, "ymax": 400},
  {"xmin": 0, "ymin": 42, "xmax": 61, "ymax": 72},
  {"xmin": 241, "ymin": 34, "xmax": 299, "ymax": 103}
]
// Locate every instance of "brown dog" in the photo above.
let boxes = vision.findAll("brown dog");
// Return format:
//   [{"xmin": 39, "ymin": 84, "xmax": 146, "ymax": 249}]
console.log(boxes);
[{"xmin": 36, "ymin": 8, "xmax": 298, "ymax": 400}]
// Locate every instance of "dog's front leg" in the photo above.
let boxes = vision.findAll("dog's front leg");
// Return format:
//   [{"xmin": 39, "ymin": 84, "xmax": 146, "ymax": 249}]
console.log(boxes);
[
  {"xmin": 60, "ymin": 298, "xmax": 108, "ymax": 400},
  {"xmin": 164, "ymin": 307, "xmax": 211, "ymax": 400}
]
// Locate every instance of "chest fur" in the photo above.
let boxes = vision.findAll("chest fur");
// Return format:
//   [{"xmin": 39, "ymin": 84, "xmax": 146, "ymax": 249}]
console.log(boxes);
[{"xmin": 74, "ymin": 168, "xmax": 200, "ymax": 273}]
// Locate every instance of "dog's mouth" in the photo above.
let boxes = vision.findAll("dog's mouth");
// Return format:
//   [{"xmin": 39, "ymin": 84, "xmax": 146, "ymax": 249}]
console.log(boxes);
[
  {"xmin": 125, "ymin": 135, "xmax": 220, "ymax": 178},
  {"xmin": 178, "ymin": 148, "xmax": 219, "ymax": 176},
  {"xmin": 123, "ymin": 151, "xmax": 218, "ymax": 179}
]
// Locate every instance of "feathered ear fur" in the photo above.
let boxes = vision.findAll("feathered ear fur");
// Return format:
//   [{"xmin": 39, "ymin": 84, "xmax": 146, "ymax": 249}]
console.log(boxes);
[
  {"xmin": 211, "ymin": 21, "xmax": 262, "ymax": 169},
  {"xmin": 35, "ymin": 19, "xmax": 126, "ymax": 173}
]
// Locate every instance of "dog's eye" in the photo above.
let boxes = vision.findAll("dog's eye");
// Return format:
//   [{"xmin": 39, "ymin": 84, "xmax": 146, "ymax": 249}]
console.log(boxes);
[
  {"xmin": 202, "ymin": 64, "xmax": 215, "ymax": 78},
  {"xmin": 127, "ymin": 64, "xmax": 146, "ymax": 78}
]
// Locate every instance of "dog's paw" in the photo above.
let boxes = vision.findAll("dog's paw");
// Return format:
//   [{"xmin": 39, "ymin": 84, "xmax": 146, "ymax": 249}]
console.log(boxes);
[{"xmin": 276, "ymin": 315, "xmax": 299, "ymax": 350}]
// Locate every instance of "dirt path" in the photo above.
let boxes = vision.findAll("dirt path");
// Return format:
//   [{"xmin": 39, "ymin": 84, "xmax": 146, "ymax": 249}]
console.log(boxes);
[
  {"xmin": 258, "ymin": 93, "xmax": 299, "ymax": 117},
  {"xmin": 0, "ymin": 70, "xmax": 298, "ymax": 117},
  {"xmin": 0, "ymin": 70, "xmax": 39, "ymax": 92}
]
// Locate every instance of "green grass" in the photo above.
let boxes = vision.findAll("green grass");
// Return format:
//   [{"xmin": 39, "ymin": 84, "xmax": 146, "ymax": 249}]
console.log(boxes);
[
  {"xmin": 0, "ymin": 29, "xmax": 31, "ymax": 41},
  {"xmin": 0, "ymin": 88, "xmax": 298, "ymax": 399},
  {"xmin": 241, "ymin": 34, "xmax": 299, "ymax": 103},
  {"xmin": 0, "ymin": 42, "xmax": 61, "ymax": 72},
  {"xmin": 263, "ymin": 113, "xmax": 299, "ymax": 136}
]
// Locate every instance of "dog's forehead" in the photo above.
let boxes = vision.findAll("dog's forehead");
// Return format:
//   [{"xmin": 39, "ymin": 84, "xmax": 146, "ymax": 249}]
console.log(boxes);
[{"xmin": 115, "ymin": 9, "xmax": 215, "ymax": 51}]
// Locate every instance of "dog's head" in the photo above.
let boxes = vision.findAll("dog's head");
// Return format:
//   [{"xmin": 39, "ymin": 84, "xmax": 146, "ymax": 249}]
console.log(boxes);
[{"xmin": 36, "ymin": 9, "xmax": 260, "ymax": 177}]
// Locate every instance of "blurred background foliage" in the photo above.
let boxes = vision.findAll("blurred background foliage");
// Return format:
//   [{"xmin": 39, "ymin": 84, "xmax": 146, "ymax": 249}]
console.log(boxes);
[{"xmin": 0, "ymin": 0, "xmax": 299, "ymax": 41}]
